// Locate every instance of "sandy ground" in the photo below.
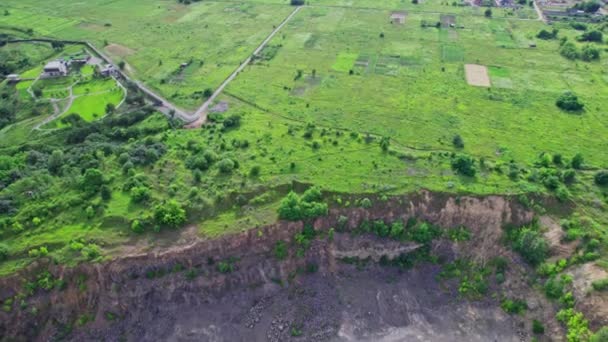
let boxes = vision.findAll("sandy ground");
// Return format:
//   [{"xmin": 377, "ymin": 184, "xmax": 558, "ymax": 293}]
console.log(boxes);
[{"xmin": 465, "ymin": 64, "xmax": 491, "ymax": 87}]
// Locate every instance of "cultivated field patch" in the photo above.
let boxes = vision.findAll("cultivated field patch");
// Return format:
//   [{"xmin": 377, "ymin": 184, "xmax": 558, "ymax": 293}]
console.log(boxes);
[
  {"xmin": 441, "ymin": 44, "xmax": 464, "ymax": 62},
  {"xmin": 332, "ymin": 52, "xmax": 358, "ymax": 72},
  {"xmin": 465, "ymin": 64, "xmax": 491, "ymax": 87},
  {"xmin": 105, "ymin": 43, "xmax": 136, "ymax": 58}
]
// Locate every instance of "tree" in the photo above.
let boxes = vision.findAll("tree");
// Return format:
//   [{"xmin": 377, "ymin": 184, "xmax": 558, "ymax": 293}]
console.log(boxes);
[
  {"xmin": 484, "ymin": 8, "xmax": 492, "ymax": 17},
  {"xmin": 105, "ymin": 103, "xmax": 116, "ymax": 115},
  {"xmin": 579, "ymin": 30, "xmax": 603, "ymax": 43},
  {"xmin": 594, "ymin": 171, "xmax": 608, "ymax": 185},
  {"xmin": 130, "ymin": 186, "xmax": 151, "ymax": 203},
  {"xmin": 452, "ymin": 134, "xmax": 464, "ymax": 148},
  {"xmin": 217, "ymin": 158, "xmax": 235, "ymax": 174},
  {"xmin": 537, "ymin": 29, "xmax": 558, "ymax": 40},
  {"xmin": 451, "ymin": 155, "xmax": 476, "ymax": 176},
  {"xmin": 203, "ymin": 88, "xmax": 213, "ymax": 98},
  {"xmin": 581, "ymin": 45, "xmax": 600, "ymax": 61},
  {"xmin": 249, "ymin": 165, "xmax": 261, "ymax": 177},
  {"xmin": 559, "ymin": 42, "xmax": 579, "ymax": 60},
  {"xmin": 81, "ymin": 168, "xmax": 104, "ymax": 193},
  {"xmin": 33, "ymin": 87, "xmax": 43, "ymax": 98},
  {"xmin": 118, "ymin": 60, "xmax": 126, "ymax": 70},
  {"xmin": 154, "ymin": 200, "xmax": 186, "ymax": 228},
  {"xmin": 513, "ymin": 227, "xmax": 548, "ymax": 265},
  {"xmin": 556, "ymin": 92, "xmax": 584, "ymax": 111},
  {"xmin": 571, "ymin": 153, "xmax": 584, "ymax": 169},
  {"xmin": 290, "ymin": 0, "xmax": 305, "ymax": 5},
  {"xmin": 380, "ymin": 136, "xmax": 390, "ymax": 151},
  {"xmin": 47, "ymin": 150, "xmax": 64, "ymax": 175},
  {"xmin": 0, "ymin": 243, "xmax": 8, "ymax": 261}
]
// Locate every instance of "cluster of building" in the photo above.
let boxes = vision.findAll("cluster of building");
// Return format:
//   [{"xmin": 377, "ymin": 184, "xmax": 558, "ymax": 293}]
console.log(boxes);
[
  {"xmin": 40, "ymin": 53, "xmax": 90, "ymax": 78},
  {"xmin": 39, "ymin": 52, "xmax": 118, "ymax": 79}
]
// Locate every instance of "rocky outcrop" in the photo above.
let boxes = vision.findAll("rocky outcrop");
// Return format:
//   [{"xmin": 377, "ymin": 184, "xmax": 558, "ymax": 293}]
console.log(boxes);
[{"xmin": 0, "ymin": 191, "xmax": 557, "ymax": 341}]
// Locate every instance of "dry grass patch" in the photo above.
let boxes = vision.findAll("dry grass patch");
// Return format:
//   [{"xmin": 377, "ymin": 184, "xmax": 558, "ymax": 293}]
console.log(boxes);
[
  {"xmin": 465, "ymin": 64, "xmax": 491, "ymax": 87},
  {"xmin": 105, "ymin": 43, "xmax": 136, "ymax": 58}
]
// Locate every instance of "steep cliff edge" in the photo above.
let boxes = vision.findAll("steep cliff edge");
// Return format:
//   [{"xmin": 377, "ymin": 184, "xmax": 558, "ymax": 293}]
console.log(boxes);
[{"xmin": 0, "ymin": 191, "xmax": 572, "ymax": 341}]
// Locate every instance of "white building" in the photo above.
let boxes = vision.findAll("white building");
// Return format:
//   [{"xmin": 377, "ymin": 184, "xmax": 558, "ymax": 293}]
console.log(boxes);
[
  {"xmin": 6, "ymin": 74, "xmax": 20, "ymax": 82},
  {"xmin": 41, "ymin": 61, "xmax": 68, "ymax": 78}
]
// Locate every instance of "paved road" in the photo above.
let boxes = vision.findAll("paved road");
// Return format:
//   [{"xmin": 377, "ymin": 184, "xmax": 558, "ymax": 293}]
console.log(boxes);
[{"xmin": 188, "ymin": 5, "xmax": 303, "ymax": 127}]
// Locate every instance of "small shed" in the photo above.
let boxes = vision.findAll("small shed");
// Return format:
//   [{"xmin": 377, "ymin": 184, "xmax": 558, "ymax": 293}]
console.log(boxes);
[
  {"xmin": 390, "ymin": 11, "xmax": 407, "ymax": 24},
  {"xmin": 6, "ymin": 74, "xmax": 20, "ymax": 82}
]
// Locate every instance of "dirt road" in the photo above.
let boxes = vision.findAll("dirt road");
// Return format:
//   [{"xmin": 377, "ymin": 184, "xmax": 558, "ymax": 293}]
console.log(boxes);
[{"xmin": 188, "ymin": 6, "xmax": 303, "ymax": 128}]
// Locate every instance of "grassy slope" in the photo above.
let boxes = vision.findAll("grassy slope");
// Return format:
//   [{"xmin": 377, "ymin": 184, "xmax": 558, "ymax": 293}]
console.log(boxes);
[
  {"xmin": 1, "ymin": 0, "xmax": 294, "ymax": 110},
  {"xmin": 0, "ymin": 1, "xmax": 606, "ymax": 282}
]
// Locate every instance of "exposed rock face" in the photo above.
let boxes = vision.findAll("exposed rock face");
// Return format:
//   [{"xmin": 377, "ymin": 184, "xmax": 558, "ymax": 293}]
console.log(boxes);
[{"xmin": 0, "ymin": 191, "xmax": 565, "ymax": 341}]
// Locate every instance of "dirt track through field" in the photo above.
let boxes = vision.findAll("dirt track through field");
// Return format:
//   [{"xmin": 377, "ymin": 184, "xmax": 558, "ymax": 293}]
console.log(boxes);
[{"xmin": 187, "ymin": 5, "xmax": 303, "ymax": 128}]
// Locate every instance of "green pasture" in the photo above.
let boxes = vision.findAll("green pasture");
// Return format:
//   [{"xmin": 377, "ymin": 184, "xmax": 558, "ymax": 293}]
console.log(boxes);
[
  {"xmin": 226, "ymin": 6, "xmax": 608, "ymax": 168},
  {"xmin": 1, "ymin": 0, "xmax": 294, "ymax": 110}
]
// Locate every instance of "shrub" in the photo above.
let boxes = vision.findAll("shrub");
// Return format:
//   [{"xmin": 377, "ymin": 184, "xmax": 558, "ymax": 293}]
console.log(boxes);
[
  {"xmin": 537, "ymin": 29, "xmax": 558, "ymax": 40},
  {"xmin": 410, "ymin": 222, "xmax": 441, "ymax": 244},
  {"xmin": 556, "ymin": 308, "xmax": 591, "ymax": 342},
  {"xmin": 451, "ymin": 155, "xmax": 476, "ymax": 176},
  {"xmin": 274, "ymin": 241, "xmax": 288, "ymax": 260},
  {"xmin": 533, "ymin": 320, "xmax": 545, "ymax": 334},
  {"xmin": 511, "ymin": 227, "xmax": 548, "ymax": 265},
  {"xmin": 154, "ymin": 200, "xmax": 186, "ymax": 228},
  {"xmin": 217, "ymin": 158, "xmax": 235, "ymax": 174},
  {"xmin": 559, "ymin": 42, "xmax": 579, "ymax": 60},
  {"xmin": 277, "ymin": 190, "xmax": 328, "ymax": 221},
  {"xmin": 581, "ymin": 45, "xmax": 600, "ymax": 61},
  {"xmin": 556, "ymin": 92, "xmax": 584, "ymax": 111},
  {"xmin": 591, "ymin": 278, "xmax": 608, "ymax": 291},
  {"xmin": 591, "ymin": 327, "xmax": 608, "ymax": 342},
  {"xmin": 389, "ymin": 221, "xmax": 405, "ymax": 239},
  {"xmin": 501, "ymin": 298, "xmax": 527, "ymax": 314},
  {"xmin": 360, "ymin": 198, "xmax": 372, "ymax": 208},
  {"xmin": 571, "ymin": 153, "xmax": 584, "ymax": 169},
  {"xmin": 130, "ymin": 186, "xmax": 150, "ymax": 203},
  {"xmin": 594, "ymin": 171, "xmax": 608, "ymax": 185},
  {"xmin": 484, "ymin": 8, "xmax": 492, "ymax": 17},
  {"xmin": 249, "ymin": 165, "xmax": 261, "ymax": 177},
  {"xmin": 217, "ymin": 260, "xmax": 235, "ymax": 273},
  {"xmin": 544, "ymin": 274, "xmax": 572, "ymax": 299},
  {"xmin": 131, "ymin": 220, "xmax": 144, "ymax": 234},
  {"xmin": 81, "ymin": 244, "xmax": 101, "ymax": 260},
  {"xmin": 0, "ymin": 243, "xmax": 8, "ymax": 261},
  {"xmin": 579, "ymin": 30, "xmax": 603, "ymax": 43},
  {"xmin": 452, "ymin": 134, "xmax": 464, "ymax": 148}
]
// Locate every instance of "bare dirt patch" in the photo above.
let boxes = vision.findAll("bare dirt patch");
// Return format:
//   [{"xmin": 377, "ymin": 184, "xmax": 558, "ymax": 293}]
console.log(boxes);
[
  {"xmin": 390, "ymin": 11, "xmax": 407, "ymax": 24},
  {"xmin": 78, "ymin": 22, "xmax": 107, "ymax": 32},
  {"xmin": 440, "ymin": 14, "xmax": 456, "ymax": 28},
  {"xmin": 465, "ymin": 64, "xmax": 491, "ymax": 87},
  {"xmin": 105, "ymin": 43, "xmax": 136, "ymax": 58}
]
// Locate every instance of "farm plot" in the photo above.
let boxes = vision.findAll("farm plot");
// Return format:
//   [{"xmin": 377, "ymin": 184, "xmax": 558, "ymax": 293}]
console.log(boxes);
[
  {"xmin": 464, "ymin": 64, "xmax": 490, "ymax": 87},
  {"xmin": 225, "ymin": 6, "xmax": 608, "ymax": 166},
  {"xmin": 0, "ymin": 0, "xmax": 294, "ymax": 110}
]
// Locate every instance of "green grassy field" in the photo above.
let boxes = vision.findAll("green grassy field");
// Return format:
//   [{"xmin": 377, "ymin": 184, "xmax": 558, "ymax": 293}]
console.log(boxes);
[
  {"xmin": 0, "ymin": 0, "xmax": 607, "ymax": 302},
  {"xmin": 1, "ymin": 0, "xmax": 294, "ymax": 110}
]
